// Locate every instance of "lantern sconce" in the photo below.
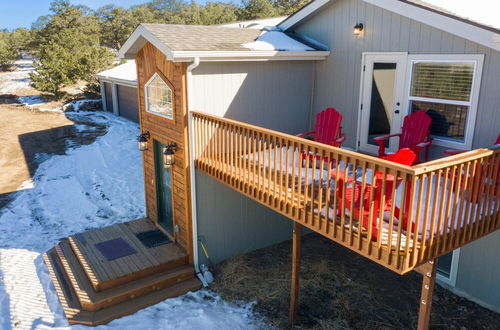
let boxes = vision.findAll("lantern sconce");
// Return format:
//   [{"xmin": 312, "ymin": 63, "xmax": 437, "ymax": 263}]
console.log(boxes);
[
  {"xmin": 163, "ymin": 142, "xmax": 178, "ymax": 168},
  {"xmin": 354, "ymin": 23, "xmax": 364, "ymax": 36},
  {"xmin": 137, "ymin": 131, "xmax": 150, "ymax": 151}
]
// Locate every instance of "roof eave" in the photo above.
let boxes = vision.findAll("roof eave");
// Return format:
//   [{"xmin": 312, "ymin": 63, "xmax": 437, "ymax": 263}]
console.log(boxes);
[
  {"xmin": 171, "ymin": 50, "xmax": 330, "ymax": 62},
  {"xmin": 96, "ymin": 75, "xmax": 138, "ymax": 88}
]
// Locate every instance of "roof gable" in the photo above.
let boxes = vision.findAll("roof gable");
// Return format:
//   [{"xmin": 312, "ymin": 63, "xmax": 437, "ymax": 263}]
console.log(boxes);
[{"xmin": 278, "ymin": 0, "xmax": 500, "ymax": 52}]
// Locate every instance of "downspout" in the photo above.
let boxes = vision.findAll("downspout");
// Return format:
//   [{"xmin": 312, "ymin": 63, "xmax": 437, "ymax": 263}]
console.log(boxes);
[{"xmin": 186, "ymin": 57, "xmax": 208, "ymax": 287}]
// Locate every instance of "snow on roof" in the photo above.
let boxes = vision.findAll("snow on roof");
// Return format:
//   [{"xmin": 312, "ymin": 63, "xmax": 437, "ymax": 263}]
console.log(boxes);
[
  {"xmin": 409, "ymin": 0, "xmax": 500, "ymax": 31},
  {"xmin": 219, "ymin": 16, "xmax": 288, "ymax": 30},
  {"xmin": 96, "ymin": 60, "xmax": 137, "ymax": 83},
  {"xmin": 243, "ymin": 30, "xmax": 314, "ymax": 51}
]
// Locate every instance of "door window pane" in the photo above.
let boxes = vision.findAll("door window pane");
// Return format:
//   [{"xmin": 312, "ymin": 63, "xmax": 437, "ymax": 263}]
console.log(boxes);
[
  {"xmin": 411, "ymin": 101, "xmax": 469, "ymax": 142},
  {"xmin": 368, "ymin": 63, "xmax": 397, "ymax": 146}
]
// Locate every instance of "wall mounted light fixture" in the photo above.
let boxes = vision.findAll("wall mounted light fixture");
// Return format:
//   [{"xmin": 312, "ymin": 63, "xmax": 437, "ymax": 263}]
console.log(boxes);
[
  {"xmin": 354, "ymin": 23, "xmax": 364, "ymax": 36},
  {"xmin": 163, "ymin": 142, "xmax": 178, "ymax": 168},
  {"xmin": 137, "ymin": 132, "xmax": 150, "ymax": 151}
]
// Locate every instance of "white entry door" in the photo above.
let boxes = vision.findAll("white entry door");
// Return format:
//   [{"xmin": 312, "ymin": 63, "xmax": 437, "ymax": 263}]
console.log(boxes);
[{"xmin": 358, "ymin": 53, "xmax": 408, "ymax": 155}]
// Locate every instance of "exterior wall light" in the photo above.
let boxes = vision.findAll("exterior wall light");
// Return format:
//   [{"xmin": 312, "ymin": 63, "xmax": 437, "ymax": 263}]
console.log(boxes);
[
  {"xmin": 137, "ymin": 132, "xmax": 150, "ymax": 151},
  {"xmin": 354, "ymin": 23, "xmax": 364, "ymax": 36},
  {"xmin": 163, "ymin": 142, "xmax": 178, "ymax": 168}
]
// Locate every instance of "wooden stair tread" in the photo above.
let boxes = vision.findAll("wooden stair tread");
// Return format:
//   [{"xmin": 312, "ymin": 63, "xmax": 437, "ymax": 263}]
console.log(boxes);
[
  {"xmin": 68, "ymin": 219, "xmax": 188, "ymax": 291},
  {"xmin": 90, "ymin": 277, "xmax": 201, "ymax": 326},
  {"xmin": 44, "ymin": 245, "xmax": 202, "ymax": 326},
  {"xmin": 56, "ymin": 239, "xmax": 195, "ymax": 311}
]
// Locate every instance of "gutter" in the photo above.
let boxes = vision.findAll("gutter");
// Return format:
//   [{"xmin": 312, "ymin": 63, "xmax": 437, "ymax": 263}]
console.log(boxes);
[{"xmin": 186, "ymin": 57, "xmax": 208, "ymax": 287}]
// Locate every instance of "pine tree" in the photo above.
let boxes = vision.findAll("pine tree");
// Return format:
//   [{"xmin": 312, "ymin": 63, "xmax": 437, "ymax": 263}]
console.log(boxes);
[
  {"xmin": 30, "ymin": 0, "xmax": 113, "ymax": 98},
  {"xmin": 0, "ymin": 31, "xmax": 17, "ymax": 70}
]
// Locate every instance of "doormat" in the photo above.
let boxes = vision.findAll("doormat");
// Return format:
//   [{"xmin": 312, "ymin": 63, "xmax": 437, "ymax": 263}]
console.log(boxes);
[
  {"xmin": 95, "ymin": 237, "xmax": 137, "ymax": 261},
  {"xmin": 136, "ymin": 229, "xmax": 170, "ymax": 248}
]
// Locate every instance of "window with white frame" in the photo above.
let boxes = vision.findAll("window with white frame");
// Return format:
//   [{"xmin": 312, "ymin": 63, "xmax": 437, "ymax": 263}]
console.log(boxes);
[
  {"xmin": 407, "ymin": 55, "xmax": 483, "ymax": 148},
  {"xmin": 145, "ymin": 73, "xmax": 174, "ymax": 119}
]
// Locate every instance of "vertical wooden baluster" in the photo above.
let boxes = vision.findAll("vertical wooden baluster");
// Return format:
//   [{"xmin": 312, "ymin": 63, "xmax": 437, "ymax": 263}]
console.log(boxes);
[
  {"xmin": 387, "ymin": 168, "xmax": 399, "ymax": 265},
  {"xmin": 486, "ymin": 155, "xmax": 500, "ymax": 232},
  {"xmin": 340, "ymin": 157, "xmax": 349, "ymax": 242},
  {"xmin": 309, "ymin": 147, "xmax": 318, "ymax": 228},
  {"xmin": 446, "ymin": 163, "xmax": 464, "ymax": 251},
  {"xmin": 332, "ymin": 154, "xmax": 341, "ymax": 239},
  {"xmin": 441, "ymin": 165, "xmax": 456, "ymax": 254},
  {"xmin": 324, "ymin": 153, "xmax": 333, "ymax": 236},
  {"xmin": 377, "ymin": 167, "xmax": 388, "ymax": 260},
  {"xmin": 427, "ymin": 170, "xmax": 441, "ymax": 260},
  {"xmin": 317, "ymin": 150, "xmax": 326, "ymax": 233},
  {"xmin": 357, "ymin": 161, "xmax": 367, "ymax": 251},
  {"xmin": 303, "ymin": 144, "xmax": 310, "ymax": 225},
  {"xmin": 455, "ymin": 162, "xmax": 471, "ymax": 246},
  {"xmin": 348, "ymin": 159, "xmax": 358, "ymax": 246},
  {"xmin": 404, "ymin": 175, "xmax": 417, "ymax": 270},
  {"xmin": 434, "ymin": 167, "xmax": 449, "ymax": 256},
  {"xmin": 419, "ymin": 171, "xmax": 433, "ymax": 262},
  {"xmin": 411, "ymin": 174, "xmax": 426, "ymax": 266},
  {"xmin": 367, "ymin": 163, "xmax": 377, "ymax": 256},
  {"xmin": 273, "ymin": 136, "xmax": 278, "ymax": 208},
  {"xmin": 395, "ymin": 174, "xmax": 408, "ymax": 268}
]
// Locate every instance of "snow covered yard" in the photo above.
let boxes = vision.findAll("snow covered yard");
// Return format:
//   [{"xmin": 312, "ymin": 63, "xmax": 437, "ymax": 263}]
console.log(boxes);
[{"xmin": 0, "ymin": 61, "xmax": 266, "ymax": 329}]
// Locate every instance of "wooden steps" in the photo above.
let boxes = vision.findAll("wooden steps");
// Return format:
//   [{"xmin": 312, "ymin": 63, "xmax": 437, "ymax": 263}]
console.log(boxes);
[{"xmin": 43, "ymin": 219, "xmax": 201, "ymax": 326}]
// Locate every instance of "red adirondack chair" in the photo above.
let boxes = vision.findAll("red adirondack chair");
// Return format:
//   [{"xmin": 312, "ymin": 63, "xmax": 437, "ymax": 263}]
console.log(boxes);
[
  {"xmin": 373, "ymin": 110, "xmax": 432, "ymax": 164},
  {"xmin": 332, "ymin": 148, "xmax": 417, "ymax": 240},
  {"xmin": 297, "ymin": 107, "xmax": 346, "ymax": 148},
  {"xmin": 297, "ymin": 107, "xmax": 346, "ymax": 162}
]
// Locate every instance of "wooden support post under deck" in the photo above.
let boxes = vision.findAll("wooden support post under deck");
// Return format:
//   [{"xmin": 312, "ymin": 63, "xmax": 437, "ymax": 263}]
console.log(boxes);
[
  {"xmin": 416, "ymin": 259, "xmax": 438, "ymax": 330},
  {"xmin": 289, "ymin": 222, "xmax": 302, "ymax": 325}
]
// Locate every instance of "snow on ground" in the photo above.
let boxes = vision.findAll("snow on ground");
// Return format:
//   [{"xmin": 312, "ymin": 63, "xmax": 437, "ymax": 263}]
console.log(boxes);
[
  {"xmin": 0, "ymin": 58, "xmax": 34, "ymax": 94},
  {"xmin": 0, "ymin": 110, "xmax": 266, "ymax": 329},
  {"xmin": 18, "ymin": 95, "xmax": 46, "ymax": 106}
]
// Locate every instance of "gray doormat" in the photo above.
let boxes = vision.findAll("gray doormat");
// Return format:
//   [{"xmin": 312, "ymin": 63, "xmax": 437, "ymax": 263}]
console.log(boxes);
[
  {"xmin": 136, "ymin": 229, "xmax": 170, "ymax": 248},
  {"xmin": 95, "ymin": 237, "xmax": 137, "ymax": 261}
]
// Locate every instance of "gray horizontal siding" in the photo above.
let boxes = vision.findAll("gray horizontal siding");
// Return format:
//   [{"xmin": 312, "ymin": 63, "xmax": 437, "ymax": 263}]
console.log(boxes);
[
  {"xmin": 294, "ymin": 0, "xmax": 500, "ymax": 149},
  {"xmin": 195, "ymin": 171, "xmax": 293, "ymax": 264},
  {"xmin": 192, "ymin": 61, "xmax": 314, "ymax": 264},
  {"xmin": 191, "ymin": 61, "xmax": 314, "ymax": 135}
]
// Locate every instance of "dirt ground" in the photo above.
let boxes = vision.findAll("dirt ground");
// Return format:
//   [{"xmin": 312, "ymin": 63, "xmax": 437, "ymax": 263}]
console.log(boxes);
[
  {"xmin": 0, "ymin": 98, "xmax": 107, "ymax": 209},
  {"xmin": 211, "ymin": 234, "xmax": 500, "ymax": 329}
]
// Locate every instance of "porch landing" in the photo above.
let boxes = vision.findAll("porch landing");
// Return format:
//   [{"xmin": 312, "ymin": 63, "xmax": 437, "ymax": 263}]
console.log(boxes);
[{"xmin": 43, "ymin": 218, "xmax": 201, "ymax": 326}]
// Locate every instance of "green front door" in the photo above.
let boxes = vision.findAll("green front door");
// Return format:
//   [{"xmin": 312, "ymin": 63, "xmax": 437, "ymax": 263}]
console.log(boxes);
[{"xmin": 154, "ymin": 140, "xmax": 174, "ymax": 235}]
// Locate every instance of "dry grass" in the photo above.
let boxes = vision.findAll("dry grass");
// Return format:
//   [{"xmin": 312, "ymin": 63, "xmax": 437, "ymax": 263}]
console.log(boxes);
[{"xmin": 210, "ymin": 234, "xmax": 500, "ymax": 329}]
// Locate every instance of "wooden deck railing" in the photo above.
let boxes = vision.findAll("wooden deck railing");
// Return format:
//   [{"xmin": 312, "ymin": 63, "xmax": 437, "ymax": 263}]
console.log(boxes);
[{"xmin": 191, "ymin": 111, "xmax": 500, "ymax": 274}]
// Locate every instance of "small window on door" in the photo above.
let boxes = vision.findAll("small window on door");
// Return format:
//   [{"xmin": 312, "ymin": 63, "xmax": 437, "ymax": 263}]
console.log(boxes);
[
  {"xmin": 145, "ymin": 73, "xmax": 174, "ymax": 120},
  {"xmin": 407, "ymin": 56, "xmax": 483, "ymax": 149}
]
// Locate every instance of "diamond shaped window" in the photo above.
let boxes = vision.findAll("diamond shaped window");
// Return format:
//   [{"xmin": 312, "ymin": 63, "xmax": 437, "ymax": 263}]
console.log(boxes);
[{"xmin": 145, "ymin": 73, "xmax": 173, "ymax": 119}]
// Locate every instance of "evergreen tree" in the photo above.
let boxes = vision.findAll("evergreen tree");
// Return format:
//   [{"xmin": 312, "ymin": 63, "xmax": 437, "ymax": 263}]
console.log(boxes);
[
  {"xmin": 0, "ymin": 31, "xmax": 17, "ymax": 70},
  {"xmin": 240, "ymin": 0, "xmax": 278, "ymax": 20},
  {"xmin": 30, "ymin": 0, "xmax": 113, "ymax": 98}
]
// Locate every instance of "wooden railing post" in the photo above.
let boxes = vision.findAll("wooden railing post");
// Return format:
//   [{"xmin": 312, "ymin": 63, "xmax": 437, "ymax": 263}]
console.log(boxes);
[
  {"xmin": 289, "ymin": 222, "xmax": 302, "ymax": 325},
  {"xmin": 416, "ymin": 259, "xmax": 438, "ymax": 330}
]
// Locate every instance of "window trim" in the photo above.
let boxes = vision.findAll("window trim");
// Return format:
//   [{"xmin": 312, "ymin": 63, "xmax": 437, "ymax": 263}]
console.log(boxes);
[
  {"xmin": 436, "ymin": 248, "xmax": 460, "ymax": 287},
  {"xmin": 404, "ymin": 54, "xmax": 484, "ymax": 150},
  {"xmin": 144, "ymin": 72, "xmax": 175, "ymax": 121}
]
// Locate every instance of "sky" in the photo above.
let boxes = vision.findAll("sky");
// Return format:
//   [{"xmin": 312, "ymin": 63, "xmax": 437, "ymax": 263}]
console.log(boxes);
[
  {"xmin": 0, "ymin": 0, "xmax": 233, "ymax": 30},
  {"xmin": 424, "ymin": 0, "xmax": 500, "ymax": 29}
]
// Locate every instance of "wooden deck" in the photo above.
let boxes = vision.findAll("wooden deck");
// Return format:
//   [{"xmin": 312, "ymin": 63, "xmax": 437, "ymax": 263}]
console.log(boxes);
[
  {"xmin": 192, "ymin": 111, "xmax": 500, "ymax": 274},
  {"xmin": 43, "ymin": 218, "xmax": 201, "ymax": 325}
]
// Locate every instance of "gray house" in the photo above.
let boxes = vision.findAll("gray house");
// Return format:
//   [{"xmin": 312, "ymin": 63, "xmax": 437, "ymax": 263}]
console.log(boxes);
[
  {"xmin": 117, "ymin": 0, "xmax": 499, "ymax": 318},
  {"xmin": 96, "ymin": 60, "xmax": 139, "ymax": 123}
]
